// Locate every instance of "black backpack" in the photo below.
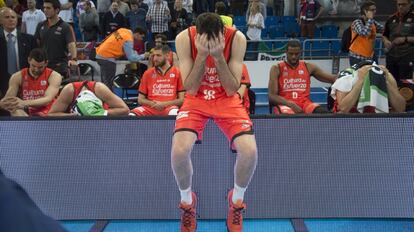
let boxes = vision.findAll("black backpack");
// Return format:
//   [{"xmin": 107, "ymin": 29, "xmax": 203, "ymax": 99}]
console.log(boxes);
[{"xmin": 341, "ymin": 26, "xmax": 359, "ymax": 53}]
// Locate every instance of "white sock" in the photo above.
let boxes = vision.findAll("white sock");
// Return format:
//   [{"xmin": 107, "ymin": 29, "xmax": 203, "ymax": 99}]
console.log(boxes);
[
  {"xmin": 232, "ymin": 184, "xmax": 247, "ymax": 204},
  {"xmin": 180, "ymin": 187, "xmax": 192, "ymax": 205}
]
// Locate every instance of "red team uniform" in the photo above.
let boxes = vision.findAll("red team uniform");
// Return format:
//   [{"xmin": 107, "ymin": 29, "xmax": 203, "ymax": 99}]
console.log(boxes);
[
  {"xmin": 68, "ymin": 81, "xmax": 109, "ymax": 112},
  {"xmin": 19, "ymin": 68, "xmax": 54, "ymax": 116},
  {"xmin": 175, "ymin": 26, "xmax": 253, "ymax": 145},
  {"xmin": 274, "ymin": 60, "xmax": 319, "ymax": 114},
  {"xmin": 131, "ymin": 66, "xmax": 184, "ymax": 116}
]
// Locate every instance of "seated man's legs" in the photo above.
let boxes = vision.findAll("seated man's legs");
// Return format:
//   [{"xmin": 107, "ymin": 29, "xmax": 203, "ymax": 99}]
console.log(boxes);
[
  {"xmin": 274, "ymin": 99, "xmax": 325, "ymax": 114},
  {"xmin": 274, "ymin": 105, "xmax": 296, "ymax": 114},
  {"xmin": 130, "ymin": 105, "xmax": 179, "ymax": 116},
  {"xmin": 302, "ymin": 99, "xmax": 323, "ymax": 114}
]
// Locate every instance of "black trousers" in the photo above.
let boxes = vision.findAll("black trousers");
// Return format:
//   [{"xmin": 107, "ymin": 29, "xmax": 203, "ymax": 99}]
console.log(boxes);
[{"xmin": 386, "ymin": 52, "xmax": 414, "ymax": 84}]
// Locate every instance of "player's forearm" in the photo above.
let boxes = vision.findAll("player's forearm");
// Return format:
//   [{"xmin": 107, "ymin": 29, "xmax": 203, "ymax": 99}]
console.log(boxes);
[
  {"xmin": 337, "ymin": 80, "xmax": 364, "ymax": 113},
  {"xmin": 47, "ymin": 112, "xmax": 75, "ymax": 116},
  {"xmin": 107, "ymin": 107, "xmax": 129, "ymax": 116},
  {"xmin": 138, "ymin": 97, "xmax": 155, "ymax": 107},
  {"xmin": 24, "ymin": 97, "xmax": 54, "ymax": 108},
  {"xmin": 214, "ymin": 55, "xmax": 240, "ymax": 96},
  {"xmin": 387, "ymin": 84, "xmax": 406, "ymax": 113},
  {"xmin": 317, "ymin": 73, "xmax": 337, "ymax": 84},
  {"xmin": 163, "ymin": 97, "xmax": 184, "ymax": 107},
  {"xmin": 184, "ymin": 55, "xmax": 206, "ymax": 95},
  {"xmin": 268, "ymin": 94, "xmax": 293, "ymax": 107}
]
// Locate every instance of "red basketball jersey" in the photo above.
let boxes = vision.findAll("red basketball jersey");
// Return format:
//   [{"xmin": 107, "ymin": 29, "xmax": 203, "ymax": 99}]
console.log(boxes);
[
  {"xmin": 19, "ymin": 68, "xmax": 54, "ymax": 115},
  {"xmin": 277, "ymin": 61, "xmax": 311, "ymax": 102},
  {"xmin": 188, "ymin": 26, "xmax": 237, "ymax": 100},
  {"xmin": 139, "ymin": 66, "xmax": 184, "ymax": 102}
]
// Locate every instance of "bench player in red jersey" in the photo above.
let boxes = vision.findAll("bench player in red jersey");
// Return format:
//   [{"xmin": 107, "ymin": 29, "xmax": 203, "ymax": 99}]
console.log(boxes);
[
  {"xmin": 268, "ymin": 40, "xmax": 337, "ymax": 114},
  {"xmin": 47, "ymin": 80, "xmax": 129, "ymax": 116},
  {"xmin": 171, "ymin": 13, "xmax": 258, "ymax": 232},
  {"xmin": 130, "ymin": 44, "xmax": 185, "ymax": 116},
  {"xmin": 0, "ymin": 48, "xmax": 61, "ymax": 116}
]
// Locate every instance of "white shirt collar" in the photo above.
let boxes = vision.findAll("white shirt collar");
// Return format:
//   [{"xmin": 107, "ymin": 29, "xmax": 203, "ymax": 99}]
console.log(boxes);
[{"xmin": 4, "ymin": 29, "xmax": 17, "ymax": 39}]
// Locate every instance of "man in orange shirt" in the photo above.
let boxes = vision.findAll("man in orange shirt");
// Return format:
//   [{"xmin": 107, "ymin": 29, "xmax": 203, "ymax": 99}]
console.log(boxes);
[
  {"xmin": 130, "ymin": 44, "xmax": 185, "ymax": 116},
  {"xmin": 0, "ymin": 48, "xmax": 62, "ymax": 116},
  {"xmin": 268, "ymin": 40, "xmax": 337, "ymax": 114},
  {"xmin": 172, "ymin": 13, "xmax": 258, "ymax": 232},
  {"xmin": 96, "ymin": 27, "xmax": 147, "ymax": 91}
]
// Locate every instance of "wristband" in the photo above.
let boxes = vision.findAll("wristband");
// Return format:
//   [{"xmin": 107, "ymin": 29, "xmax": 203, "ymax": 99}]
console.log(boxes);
[{"xmin": 103, "ymin": 110, "xmax": 108, "ymax": 116}]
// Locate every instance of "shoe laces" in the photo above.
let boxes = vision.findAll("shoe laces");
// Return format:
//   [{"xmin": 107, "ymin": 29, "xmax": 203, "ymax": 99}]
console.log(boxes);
[
  {"xmin": 231, "ymin": 205, "xmax": 244, "ymax": 225},
  {"xmin": 181, "ymin": 206, "xmax": 196, "ymax": 228}
]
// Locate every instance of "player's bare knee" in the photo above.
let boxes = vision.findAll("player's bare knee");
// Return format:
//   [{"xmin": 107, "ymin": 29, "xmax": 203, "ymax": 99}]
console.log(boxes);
[
  {"xmin": 237, "ymin": 145, "xmax": 258, "ymax": 161},
  {"xmin": 171, "ymin": 142, "xmax": 193, "ymax": 161}
]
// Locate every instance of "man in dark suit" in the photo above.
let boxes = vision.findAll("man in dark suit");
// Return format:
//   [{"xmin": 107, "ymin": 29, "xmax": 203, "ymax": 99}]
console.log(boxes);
[
  {"xmin": 0, "ymin": 8, "xmax": 37, "ymax": 98},
  {"xmin": 0, "ymin": 167, "xmax": 68, "ymax": 232}
]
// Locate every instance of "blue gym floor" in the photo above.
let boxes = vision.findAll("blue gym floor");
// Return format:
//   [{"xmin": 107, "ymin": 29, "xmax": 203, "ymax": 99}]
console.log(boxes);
[{"xmin": 61, "ymin": 218, "xmax": 414, "ymax": 232}]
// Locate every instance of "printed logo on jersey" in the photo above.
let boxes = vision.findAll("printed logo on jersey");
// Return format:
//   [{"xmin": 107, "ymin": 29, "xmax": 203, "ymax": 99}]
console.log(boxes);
[
  {"xmin": 40, "ymin": 80, "xmax": 47, "ymax": 86},
  {"xmin": 176, "ymin": 111, "xmax": 189, "ymax": 120},
  {"xmin": 298, "ymin": 70, "xmax": 304, "ymax": 75},
  {"xmin": 170, "ymin": 73, "xmax": 175, "ymax": 78},
  {"xmin": 283, "ymin": 78, "xmax": 307, "ymax": 91},
  {"xmin": 203, "ymin": 89, "xmax": 216, "ymax": 100}
]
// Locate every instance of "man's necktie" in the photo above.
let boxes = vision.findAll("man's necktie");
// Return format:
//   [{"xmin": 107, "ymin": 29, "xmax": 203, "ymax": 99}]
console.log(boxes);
[{"xmin": 7, "ymin": 33, "xmax": 18, "ymax": 75}]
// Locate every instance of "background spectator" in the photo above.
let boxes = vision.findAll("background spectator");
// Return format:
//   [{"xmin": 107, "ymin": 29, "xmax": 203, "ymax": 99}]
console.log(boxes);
[
  {"xmin": 126, "ymin": 0, "xmax": 147, "ymax": 31},
  {"xmin": 35, "ymin": 0, "xmax": 77, "ymax": 78},
  {"xmin": 137, "ymin": 0, "xmax": 149, "ymax": 11},
  {"xmin": 273, "ymin": 0, "xmax": 284, "ymax": 16},
  {"xmin": 115, "ymin": 0, "xmax": 130, "ymax": 16},
  {"xmin": 101, "ymin": 1, "xmax": 126, "ymax": 36},
  {"xmin": 170, "ymin": 0, "xmax": 188, "ymax": 38},
  {"xmin": 246, "ymin": 0, "xmax": 266, "ymax": 22},
  {"xmin": 299, "ymin": 0, "xmax": 323, "ymax": 38},
  {"xmin": 76, "ymin": 0, "xmax": 96, "ymax": 18},
  {"xmin": 246, "ymin": 1, "xmax": 264, "ymax": 41},
  {"xmin": 348, "ymin": 0, "xmax": 383, "ymax": 66},
  {"xmin": 383, "ymin": 0, "xmax": 414, "ymax": 84},
  {"xmin": 58, "ymin": 0, "xmax": 73, "ymax": 25},
  {"xmin": 215, "ymin": 1, "xmax": 232, "ymax": 27},
  {"xmin": 97, "ymin": 0, "xmax": 111, "ymax": 25},
  {"xmin": 21, "ymin": 0, "xmax": 46, "ymax": 35},
  {"xmin": 79, "ymin": 0, "xmax": 99, "ymax": 41},
  {"xmin": 0, "ymin": 7, "xmax": 36, "ymax": 98},
  {"xmin": 146, "ymin": 0, "xmax": 171, "ymax": 39}
]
